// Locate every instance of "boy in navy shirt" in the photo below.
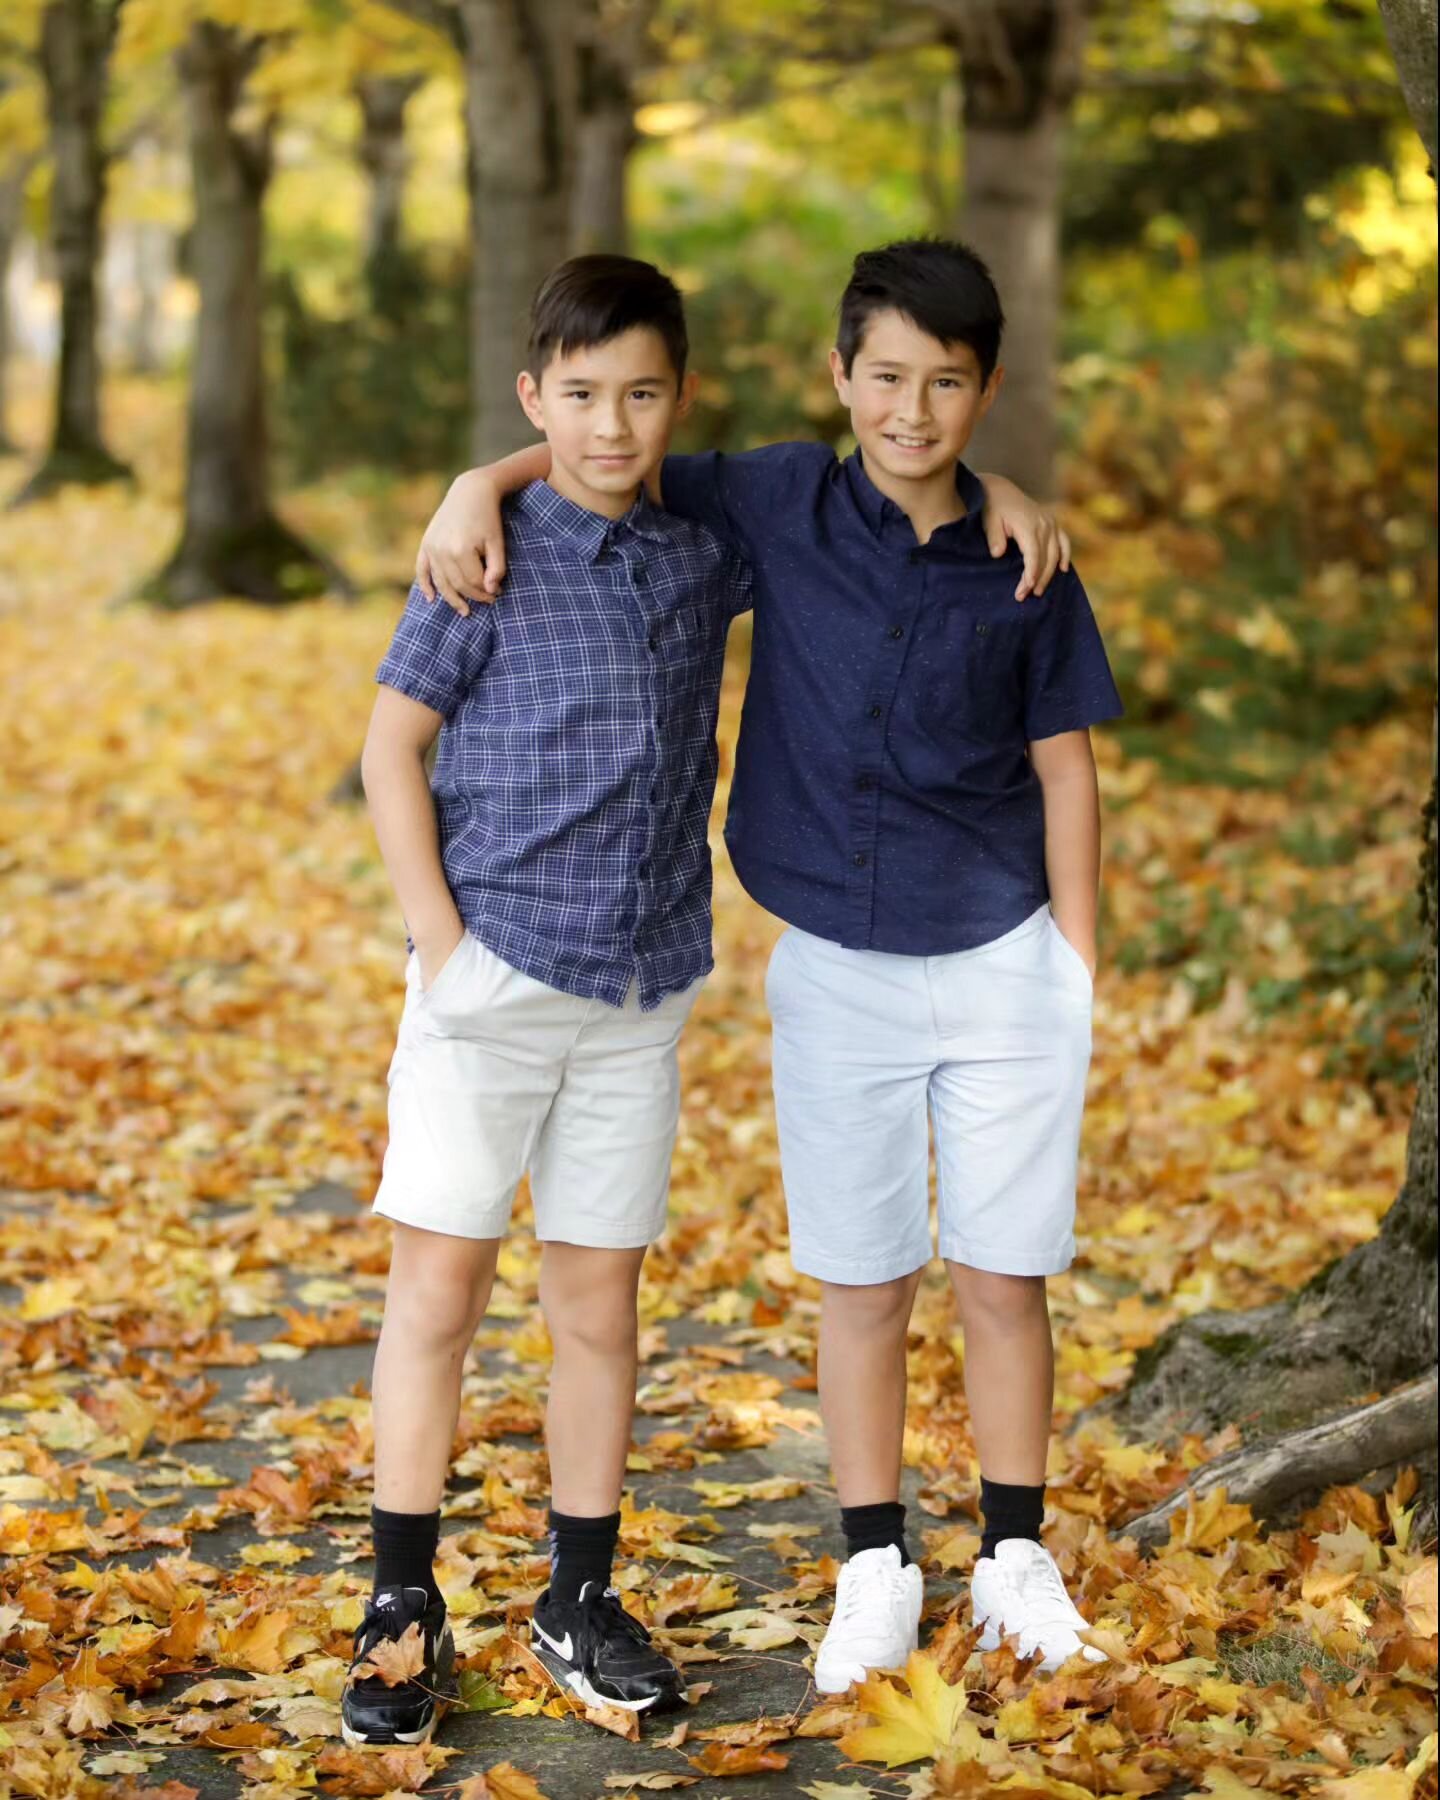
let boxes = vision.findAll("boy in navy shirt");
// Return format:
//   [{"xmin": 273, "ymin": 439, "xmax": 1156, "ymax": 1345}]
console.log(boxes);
[
  {"xmin": 420, "ymin": 239, "xmax": 1119, "ymax": 1688},
  {"xmin": 345, "ymin": 255, "xmax": 750, "ymax": 1747}
]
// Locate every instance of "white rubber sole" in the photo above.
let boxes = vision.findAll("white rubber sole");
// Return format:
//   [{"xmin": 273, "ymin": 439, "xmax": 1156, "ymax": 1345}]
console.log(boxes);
[{"xmin": 340, "ymin": 1709, "xmax": 438, "ymax": 1748}]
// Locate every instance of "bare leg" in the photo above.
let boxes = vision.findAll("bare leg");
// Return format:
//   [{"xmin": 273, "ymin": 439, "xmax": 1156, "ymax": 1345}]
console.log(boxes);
[
  {"xmin": 371, "ymin": 1222, "xmax": 501, "ymax": 1512},
  {"xmin": 817, "ymin": 1271, "xmax": 926, "ymax": 1507},
  {"xmin": 539, "ymin": 1242, "xmax": 648, "ymax": 1515},
  {"xmin": 945, "ymin": 1263, "xmax": 1053, "ymax": 1485}
]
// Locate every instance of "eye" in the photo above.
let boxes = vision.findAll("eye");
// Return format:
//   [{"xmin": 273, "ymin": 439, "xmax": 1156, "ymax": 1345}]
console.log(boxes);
[
  {"xmin": 567, "ymin": 389, "xmax": 591, "ymax": 401},
  {"xmin": 630, "ymin": 388, "xmax": 659, "ymax": 401},
  {"xmin": 875, "ymin": 372, "xmax": 898, "ymax": 384},
  {"xmin": 934, "ymin": 378, "xmax": 961, "ymax": 389}
]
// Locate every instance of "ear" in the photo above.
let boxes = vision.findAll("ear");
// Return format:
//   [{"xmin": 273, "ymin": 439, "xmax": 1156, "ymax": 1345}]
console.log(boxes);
[
  {"xmin": 675, "ymin": 369, "xmax": 700, "ymax": 421},
  {"xmin": 977, "ymin": 363, "xmax": 1004, "ymax": 420},
  {"xmin": 516, "ymin": 370, "xmax": 545, "ymax": 433},
  {"xmin": 829, "ymin": 346, "xmax": 851, "ymax": 406}
]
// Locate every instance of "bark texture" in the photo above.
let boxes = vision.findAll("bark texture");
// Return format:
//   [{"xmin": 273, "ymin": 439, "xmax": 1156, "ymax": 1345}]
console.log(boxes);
[
  {"xmin": 459, "ymin": 0, "xmax": 580, "ymax": 462},
  {"xmin": 141, "ymin": 22, "xmax": 342, "ymax": 607},
  {"xmin": 569, "ymin": 0, "xmax": 655, "ymax": 254},
  {"xmin": 1120, "ymin": 1375, "xmax": 1438, "ymax": 1550},
  {"xmin": 947, "ymin": 0, "xmax": 1088, "ymax": 499},
  {"xmin": 15, "ymin": 0, "xmax": 130, "ymax": 501}
]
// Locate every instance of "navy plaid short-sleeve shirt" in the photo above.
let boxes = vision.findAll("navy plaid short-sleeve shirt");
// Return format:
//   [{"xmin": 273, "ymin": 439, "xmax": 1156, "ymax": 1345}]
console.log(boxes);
[
  {"xmin": 662, "ymin": 443, "xmax": 1124, "ymax": 954},
  {"xmin": 376, "ymin": 480, "xmax": 751, "ymax": 1009}
]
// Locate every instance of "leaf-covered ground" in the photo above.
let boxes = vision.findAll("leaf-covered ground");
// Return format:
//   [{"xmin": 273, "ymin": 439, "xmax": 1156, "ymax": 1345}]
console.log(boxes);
[{"xmin": 0, "ymin": 376, "xmax": 1436, "ymax": 1799}]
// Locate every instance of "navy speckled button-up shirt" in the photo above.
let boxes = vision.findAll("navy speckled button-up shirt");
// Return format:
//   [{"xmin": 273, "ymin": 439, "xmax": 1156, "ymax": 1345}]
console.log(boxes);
[
  {"xmin": 661, "ymin": 442, "xmax": 1124, "ymax": 954},
  {"xmin": 376, "ymin": 480, "xmax": 751, "ymax": 1008}
]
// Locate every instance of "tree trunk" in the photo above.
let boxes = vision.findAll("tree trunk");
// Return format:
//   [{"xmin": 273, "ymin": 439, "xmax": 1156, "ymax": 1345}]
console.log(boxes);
[
  {"xmin": 13, "ymin": 0, "xmax": 130, "ymax": 503},
  {"xmin": 569, "ymin": 0, "xmax": 655, "ymax": 254},
  {"xmin": 458, "ymin": 0, "xmax": 580, "ymax": 463},
  {"xmin": 356, "ymin": 69, "xmax": 422, "ymax": 304},
  {"xmin": 139, "ymin": 21, "xmax": 344, "ymax": 607},
  {"xmin": 1103, "ymin": 1, "xmax": 1438, "ymax": 1475},
  {"xmin": 948, "ymin": 0, "xmax": 1088, "ymax": 499},
  {"xmin": 0, "ymin": 153, "xmax": 38, "ymax": 456}
]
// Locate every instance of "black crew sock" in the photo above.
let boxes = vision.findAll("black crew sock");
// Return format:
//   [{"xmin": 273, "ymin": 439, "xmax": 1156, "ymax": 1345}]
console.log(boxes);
[
  {"xmin": 978, "ymin": 1477, "xmax": 1045, "ymax": 1561},
  {"xmin": 371, "ymin": 1504, "xmax": 442, "ymax": 1607},
  {"xmin": 548, "ymin": 1509, "xmax": 621, "ymax": 1605},
  {"xmin": 840, "ymin": 1500, "xmax": 912, "ymax": 1566}
]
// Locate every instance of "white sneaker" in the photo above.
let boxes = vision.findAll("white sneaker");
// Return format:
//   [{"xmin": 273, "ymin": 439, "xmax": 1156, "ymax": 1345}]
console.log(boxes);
[
  {"xmin": 813, "ymin": 1545, "xmax": 924, "ymax": 1694},
  {"xmin": 970, "ymin": 1538, "xmax": 1106, "ymax": 1673}
]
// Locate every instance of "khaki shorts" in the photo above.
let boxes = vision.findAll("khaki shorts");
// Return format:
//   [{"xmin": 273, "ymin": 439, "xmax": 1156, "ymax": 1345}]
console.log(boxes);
[{"xmin": 373, "ymin": 933, "xmax": 702, "ymax": 1245}]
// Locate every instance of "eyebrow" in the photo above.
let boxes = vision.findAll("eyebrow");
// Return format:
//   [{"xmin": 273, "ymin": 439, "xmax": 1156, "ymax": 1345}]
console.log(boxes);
[
  {"xmin": 554, "ymin": 374, "xmax": 669, "ymax": 388},
  {"xmin": 867, "ymin": 359, "xmax": 971, "ymax": 375}
]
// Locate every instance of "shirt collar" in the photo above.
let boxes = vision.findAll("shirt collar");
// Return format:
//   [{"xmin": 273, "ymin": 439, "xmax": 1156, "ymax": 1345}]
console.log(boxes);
[
  {"xmin": 844, "ymin": 448, "xmax": 987, "ymax": 542},
  {"xmin": 514, "ymin": 478, "xmax": 674, "ymax": 558}
]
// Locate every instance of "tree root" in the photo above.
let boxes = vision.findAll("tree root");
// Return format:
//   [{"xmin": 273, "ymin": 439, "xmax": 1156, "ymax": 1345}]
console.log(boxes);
[
  {"xmin": 1116, "ymin": 1372, "xmax": 1438, "ymax": 1550},
  {"xmin": 134, "ymin": 512, "xmax": 352, "ymax": 607}
]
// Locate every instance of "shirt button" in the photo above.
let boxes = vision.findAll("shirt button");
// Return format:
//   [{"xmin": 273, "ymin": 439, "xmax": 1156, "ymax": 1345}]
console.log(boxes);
[
  {"xmin": 868, "ymin": 704, "xmax": 882, "ymax": 719},
  {"xmin": 889, "ymin": 624, "xmax": 904, "ymax": 639},
  {"xmin": 633, "ymin": 564, "xmax": 648, "ymax": 585},
  {"xmin": 853, "ymin": 852, "xmax": 868, "ymax": 868}
]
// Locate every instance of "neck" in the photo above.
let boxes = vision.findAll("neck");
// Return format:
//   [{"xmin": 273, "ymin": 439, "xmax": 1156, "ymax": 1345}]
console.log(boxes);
[
  {"xmin": 862, "ymin": 454, "xmax": 967, "ymax": 545},
  {"xmin": 544, "ymin": 460, "xmax": 639, "ymax": 521}
]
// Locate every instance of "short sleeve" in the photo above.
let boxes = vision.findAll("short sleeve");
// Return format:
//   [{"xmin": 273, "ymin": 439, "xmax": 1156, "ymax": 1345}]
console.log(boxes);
[
  {"xmin": 662, "ymin": 441, "xmax": 834, "ymax": 559},
  {"xmin": 1022, "ymin": 568, "xmax": 1125, "ymax": 742},
  {"xmin": 376, "ymin": 582, "xmax": 496, "ymax": 718}
]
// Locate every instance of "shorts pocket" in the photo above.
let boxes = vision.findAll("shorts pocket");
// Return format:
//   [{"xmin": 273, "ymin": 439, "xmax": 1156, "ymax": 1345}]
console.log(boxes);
[
  {"xmin": 764, "ymin": 929, "xmax": 795, "ymax": 1012},
  {"xmin": 1047, "ymin": 912, "xmax": 1094, "ymax": 998},
  {"xmin": 417, "ymin": 931, "xmax": 471, "ymax": 1006}
]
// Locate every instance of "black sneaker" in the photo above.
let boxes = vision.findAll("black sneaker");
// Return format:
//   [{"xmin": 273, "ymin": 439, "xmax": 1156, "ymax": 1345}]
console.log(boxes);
[
  {"xmin": 340, "ymin": 1586, "xmax": 457, "ymax": 1747},
  {"xmin": 530, "ymin": 1582, "xmax": 684, "ymax": 1713}
]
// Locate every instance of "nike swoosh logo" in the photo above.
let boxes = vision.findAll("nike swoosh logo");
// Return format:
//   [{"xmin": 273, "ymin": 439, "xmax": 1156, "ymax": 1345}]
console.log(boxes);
[{"xmin": 532, "ymin": 1622, "xmax": 573, "ymax": 1661}]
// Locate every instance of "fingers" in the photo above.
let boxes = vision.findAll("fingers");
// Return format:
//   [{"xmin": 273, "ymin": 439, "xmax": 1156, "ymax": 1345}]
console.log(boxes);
[
  {"xmin": 985, "ymin": 514, "xmax": 1009, "ymax": 561},
  {"xmin": 434, "ymin": 559, "xmax": 471, "ymax": 617},
  {"xmin": 1014, "ymin": 531, "xmax": 1040, "ymax": 602},
  {"xmin": 481, "ymin": 533, "xmax": 507, "ymax": 599},
  {"xmin": 415, "ymin": 549, "xmax": 436, "ymax": 602},
  {"xmin": 1058, "ymin": 526, "xmax": 1072, "ymax": 572}
]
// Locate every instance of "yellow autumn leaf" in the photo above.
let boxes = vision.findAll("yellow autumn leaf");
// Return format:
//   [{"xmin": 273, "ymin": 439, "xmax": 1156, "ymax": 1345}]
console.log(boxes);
[
  {"xmin": 839, "ymin": 1652, "xmax": 988, "ymax": 1769},
  {"xmin": 1400, "ymin": 1556, "xmax": 1437, "ymax": 1638}
]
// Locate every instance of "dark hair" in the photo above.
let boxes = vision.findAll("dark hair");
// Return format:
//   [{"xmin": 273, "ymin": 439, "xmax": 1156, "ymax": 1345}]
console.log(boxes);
[
  {"xmin": 836, "ymin": 238, "xmax": 1004, "ymax": 381},
  {"xmin": 527, "ymin": 254, "xmax": 688, "ymax": 384}
]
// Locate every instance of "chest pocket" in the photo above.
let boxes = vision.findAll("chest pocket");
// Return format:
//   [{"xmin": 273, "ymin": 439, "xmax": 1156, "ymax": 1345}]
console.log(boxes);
[{"xmin": 916, "ymin": 611, "xmax": 1026, "ymax": 743}]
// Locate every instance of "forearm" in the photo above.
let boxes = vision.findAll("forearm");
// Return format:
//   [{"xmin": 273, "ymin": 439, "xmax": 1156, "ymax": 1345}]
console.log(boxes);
[
  {"xmin": 454, "ymin": 442, "xmax": 551, "ymax": 500},
  {"xmin": 1037, "ymin": 765, "xmax": 1101, "ymax": 955},
  {"xmin": 360, "ymin": 744, "xmax": 463, "ymax": 947}
]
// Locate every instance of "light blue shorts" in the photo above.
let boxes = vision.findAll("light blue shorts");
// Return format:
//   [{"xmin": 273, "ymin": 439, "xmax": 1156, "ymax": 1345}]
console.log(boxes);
[{"xmin": 765, "ymin": 905, "xmax": 1093, "ymax": 1286}]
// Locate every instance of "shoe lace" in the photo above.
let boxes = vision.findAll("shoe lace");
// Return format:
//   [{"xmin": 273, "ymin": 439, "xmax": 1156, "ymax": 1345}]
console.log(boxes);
[
  {"xmin": 353, "ymin": 1598, "xmax": 423, "ymax": 1665},
  {"xmin": 591, "ymin": 1587, "xmax": 655, "ymax": 1647},
  {"xmin": 832, "ymin": 1558, "xmax": 907, "ymax": 1632},
  {"xmin": 1010, "ymin": 1551, "xmax": 1083, "ymax": 1629}
]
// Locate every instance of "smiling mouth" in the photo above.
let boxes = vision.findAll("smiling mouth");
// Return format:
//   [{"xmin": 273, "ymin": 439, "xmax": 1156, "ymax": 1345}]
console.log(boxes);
[{"xmin": 884, "ymin": 434, "xmax": 938, "ymax": 449}]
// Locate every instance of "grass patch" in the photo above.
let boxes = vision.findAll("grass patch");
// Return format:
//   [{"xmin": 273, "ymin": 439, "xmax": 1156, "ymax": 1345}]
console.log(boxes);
[{"xmin": 1217, "ymin": 1628, "xmax": 1370, "ymax": 1695}]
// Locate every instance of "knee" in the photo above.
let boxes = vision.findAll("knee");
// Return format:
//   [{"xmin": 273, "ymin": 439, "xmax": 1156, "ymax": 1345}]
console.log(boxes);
[
  {"xmin": 823, "ymin": 1274, "xmax": 917, "ymax": 1336},
  {"xmin": 955, "ymin": 1270, "xmax": 1047, "ymax": 1333},
  {"xmin": 545, "ymin": 1300, "xmax": 637, "ymax": 1361},
  {"xmin": 383, "ymin": 1240, "xmax": 493, "ymax": 1354}
]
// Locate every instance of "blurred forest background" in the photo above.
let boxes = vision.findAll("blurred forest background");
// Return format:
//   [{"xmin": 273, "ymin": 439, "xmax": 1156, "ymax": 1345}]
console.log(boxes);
[{"xmin": 0, "ymin": 3, "xmax": 1438, "ymax": 1794}]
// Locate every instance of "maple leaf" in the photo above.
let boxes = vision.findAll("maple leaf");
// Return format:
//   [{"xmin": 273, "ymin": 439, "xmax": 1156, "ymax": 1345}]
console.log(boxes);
[
  {"xmin": 600, "ymin": 1776, "xmax": 698, "ymax": 1791},
  {"xmin": 586, "ymin": 1699, "xmax": 643, "ymax": 1740},
  {"xmin": 685, "ymin": 1742, "xmax": 790, "ymax": 1776},
  {"xmin": 216, "ymin": 1606, "xmax": 296, "ymax": 1675},
  {"xmin": 65, "ymin": 1683, "xmax": 115, "ymax": 1735},
  {"xmin": 355, "ymin": 1619, "xmax": 426, "ymax": 1686},
  {"xmin": 454, "ymin": 1765, "xmax": 553, "ymax": 1799},
  {"xmin": 839, "ymin": 1652, "xmax": 989, "ymax": 1769},
  {"xmin": 1166, "ymin": 1486, "xmax": 1257, "ymax": 1550},
  {"xmin": 315, "ymin": 1741, "xmax": 441, "ymax": 1794},
  {"xmin": 1401, "ymin": 1556, "xmax": 1438, "ymax": 1639}
]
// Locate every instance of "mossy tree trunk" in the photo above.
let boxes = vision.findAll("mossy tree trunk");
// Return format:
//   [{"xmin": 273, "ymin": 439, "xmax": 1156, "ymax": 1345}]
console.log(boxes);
[
  {"xmin": 12, "ymin": 0, "xmax": 131, "ymax": 504},
  {"xmin": 140, "ymin": 21, "xmax": 344, "ymax": 608},
  {"xmin": 1104, "ymin": 1, "xmax": 1439, "ymax": 1477}
]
